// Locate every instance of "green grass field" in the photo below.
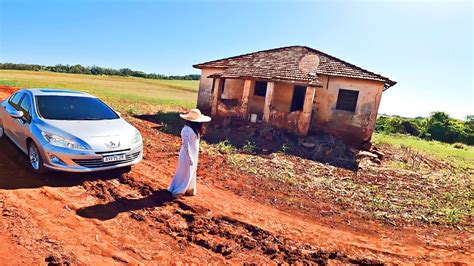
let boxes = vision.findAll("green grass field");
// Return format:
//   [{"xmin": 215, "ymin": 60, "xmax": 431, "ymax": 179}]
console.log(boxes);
[{"xmin": 0, "ymin": 70, "xmax": 199, "ymax": 111}]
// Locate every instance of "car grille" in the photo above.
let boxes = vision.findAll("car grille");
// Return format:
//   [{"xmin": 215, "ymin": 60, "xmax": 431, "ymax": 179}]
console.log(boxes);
[
  {"xmin": 95, "ymin": 149, "xmax": 130, "ymax": 155},
  {"xmin": 72, "ymin": 151, "xmax": 141, "ymax": 168}
]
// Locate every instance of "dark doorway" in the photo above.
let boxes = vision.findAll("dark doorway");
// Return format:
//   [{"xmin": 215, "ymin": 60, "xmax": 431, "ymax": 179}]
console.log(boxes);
[{"xmin": 290, "ymin": 85, "xmax": 306, "ymax": 112}]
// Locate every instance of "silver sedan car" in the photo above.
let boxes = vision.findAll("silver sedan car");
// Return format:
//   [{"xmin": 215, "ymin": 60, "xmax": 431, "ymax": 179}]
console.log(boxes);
[{"xmin": 0, "ymin": 88, "xmax": 143, "ymax": 173}]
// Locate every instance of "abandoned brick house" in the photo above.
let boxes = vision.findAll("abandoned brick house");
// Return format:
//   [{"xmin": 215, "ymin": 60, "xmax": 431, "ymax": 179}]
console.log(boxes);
[{"xmin": 193, "ymin": 46, "xmax": 396, "ymax": 146}]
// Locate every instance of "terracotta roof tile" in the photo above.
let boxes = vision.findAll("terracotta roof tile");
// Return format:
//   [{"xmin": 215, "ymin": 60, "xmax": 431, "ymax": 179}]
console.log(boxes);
[{"xmin": 194, "ymin": 46, "xmax": 396, "ymax": 88}]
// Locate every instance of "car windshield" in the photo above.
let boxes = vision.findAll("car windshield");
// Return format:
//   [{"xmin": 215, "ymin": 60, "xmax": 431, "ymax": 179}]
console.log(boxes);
[{"xmin": 36, "ymin": 96, "xmax": 119, "ymax": 120}]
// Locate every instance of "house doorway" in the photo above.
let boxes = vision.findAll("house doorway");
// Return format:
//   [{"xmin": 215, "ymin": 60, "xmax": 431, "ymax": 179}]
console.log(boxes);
[{"xmin": 290, "ymin": 85, "xmax": 306, "ymax": 112}]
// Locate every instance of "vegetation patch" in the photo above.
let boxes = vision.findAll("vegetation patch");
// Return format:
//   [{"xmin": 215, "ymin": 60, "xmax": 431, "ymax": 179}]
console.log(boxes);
[
  {"xmin": 376, "ymin": 112, "xmax": 473, "ymax": 146},
  {"xmin": 225, "ymin": 147, "xmax": 473, "ymax": 226}
]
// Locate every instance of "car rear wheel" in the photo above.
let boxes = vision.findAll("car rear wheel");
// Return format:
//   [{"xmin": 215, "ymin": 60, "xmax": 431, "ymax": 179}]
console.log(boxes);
[{"xmin": 28, "ymin": 141, "xmax": 46, "ymax": 174}]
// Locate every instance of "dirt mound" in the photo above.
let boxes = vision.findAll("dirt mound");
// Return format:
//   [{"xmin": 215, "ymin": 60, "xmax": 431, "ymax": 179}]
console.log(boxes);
[
  {"xmin": 118, "ymin": 174, "xmax": 154, "ymax": 196},
  {"xmin": 122, "ymin": 196, "xmax": 382, "ymax": 264},
  {"xmin": 45, "ymin": 254, "xmax": 73, "ymax": 266},
  {"xmin": 0, "ymin": 85, "xmax": 18, "ymax": 98}
]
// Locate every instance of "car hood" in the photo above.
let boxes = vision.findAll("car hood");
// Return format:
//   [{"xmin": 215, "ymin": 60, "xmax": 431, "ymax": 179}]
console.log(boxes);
[{"xmin": 41, "ymin": 118, "xmax": 138, "ymax": 152}]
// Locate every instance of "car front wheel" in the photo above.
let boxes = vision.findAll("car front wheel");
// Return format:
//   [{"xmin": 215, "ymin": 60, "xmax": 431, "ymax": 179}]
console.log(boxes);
[
  {"xmin": 28, "ymin": 141, "xmax": 46, "ymax": 174},
  {"xmin": 0, "ymin": 123, "xmax": 5, "ymax": 140}
]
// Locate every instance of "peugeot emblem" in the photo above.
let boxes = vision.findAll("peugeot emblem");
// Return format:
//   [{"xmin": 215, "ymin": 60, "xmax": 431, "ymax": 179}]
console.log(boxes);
[{"xmin": 105, "ymin": 140, "xmax": 120, "ymax": 148}]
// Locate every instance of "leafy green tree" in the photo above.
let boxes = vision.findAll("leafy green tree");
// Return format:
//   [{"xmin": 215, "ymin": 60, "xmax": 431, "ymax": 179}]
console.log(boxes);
[{"xmin": 426, "ymin": 112, "xmax": 463, "ymax": 143}]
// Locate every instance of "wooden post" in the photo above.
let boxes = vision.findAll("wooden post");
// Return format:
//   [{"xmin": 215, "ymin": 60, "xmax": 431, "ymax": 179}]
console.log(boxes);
[
  {"xmin": 241, "ymin": 80, "xmax": 253, "ymax": 118},
  {"xmin": 211, "ymin": 78, "xmax": 222, "ymax": 116},
  {"xmin": 297, "ymin": 86, "xmax": 316, "ymax": 136},
  {"xmin": 263, "ymin": 82, "xmax": 275, "ymax": 123}
]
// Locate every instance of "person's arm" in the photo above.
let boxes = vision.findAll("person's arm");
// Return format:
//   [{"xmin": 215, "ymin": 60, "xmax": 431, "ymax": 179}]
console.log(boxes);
[{"xmin": 182, "ymin": 127, "xmax": 195, "ymax": 166}]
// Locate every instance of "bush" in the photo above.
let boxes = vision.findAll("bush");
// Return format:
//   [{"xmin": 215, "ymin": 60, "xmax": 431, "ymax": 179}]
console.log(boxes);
[
  {"xmin": 375, "ymin": 116, "xmax": 424, "ymax": 137},
  {"xmin": 242, "ymin": 140, "xmax": 256, "ymax": 154},
  {"xmin": 376, "ymin": 112, "xmax": 473, "ymax": 146},
  {"xmin": 452, "ymin": 143, "xmax": 467, "ymax": 149},
  {"xmin": 216, "ymin": 140, "xmax": 236, "ymax": 154}
]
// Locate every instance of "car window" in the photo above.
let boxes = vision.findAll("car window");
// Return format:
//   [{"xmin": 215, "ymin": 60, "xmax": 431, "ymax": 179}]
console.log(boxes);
[
  {"xmin": 9, "ymin": 92, "xmax": 24, "ymax": 107},
  {"xmin": 19, "ymin": 94, "xmax": 32, "ymax": 120},
  {"xmin": 36, "ymin": 96, "xmax": 119, "ymax": 120}
]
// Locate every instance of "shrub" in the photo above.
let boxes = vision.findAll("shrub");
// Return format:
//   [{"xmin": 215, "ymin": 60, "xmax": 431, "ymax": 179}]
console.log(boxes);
[
  {"xmin": 452, "ymin": 143, "xmax": 467, "ymax": 149},
  {"xmin": 376, "ymin": 112, "xmax": 473, "ymax": 146},
  {"xmin": 216, "ymin": 140, "xmax": 236, "ymax": 154},
  {"xmin": 242, "ymin": 140, "xmax": 256, "ymax": 154}
]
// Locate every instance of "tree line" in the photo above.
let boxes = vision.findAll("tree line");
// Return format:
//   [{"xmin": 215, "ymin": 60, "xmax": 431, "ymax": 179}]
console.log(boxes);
[
  {"xmin": 376, "ymin": 112, "xmax": 474, "ymax": 145},
  {"xmin": 0, "ymin": 63, "xmax": 200, "ymax": 80}
]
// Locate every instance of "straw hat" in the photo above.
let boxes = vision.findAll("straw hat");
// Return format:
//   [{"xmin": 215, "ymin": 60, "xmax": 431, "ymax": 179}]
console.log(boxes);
[{"xmin": 179, "ymin": 109, "xmax": 211, "ymax": 123}]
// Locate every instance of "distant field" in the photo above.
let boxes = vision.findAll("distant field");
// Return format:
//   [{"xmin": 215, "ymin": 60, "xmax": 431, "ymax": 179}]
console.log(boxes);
[{"xmin": 0, "ymin": 70, "xmax": 199, "ymax": 110}]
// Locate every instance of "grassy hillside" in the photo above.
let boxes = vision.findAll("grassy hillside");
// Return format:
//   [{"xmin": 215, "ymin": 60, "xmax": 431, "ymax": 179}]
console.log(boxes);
[{"xmin": 0, "ymin": 70, "xmax": 199, "ymax": 110}]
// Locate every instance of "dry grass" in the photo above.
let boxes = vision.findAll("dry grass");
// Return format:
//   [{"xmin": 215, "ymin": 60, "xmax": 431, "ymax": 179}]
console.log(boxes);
[{"xmin": 225, "ymin": 148, "xmax": 473, "ymax": 226}]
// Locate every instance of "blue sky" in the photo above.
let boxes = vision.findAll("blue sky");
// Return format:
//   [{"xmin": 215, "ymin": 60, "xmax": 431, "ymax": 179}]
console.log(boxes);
[{"xmin": 0, "ymin": 0, "xmax": 472, "ymax": 118}]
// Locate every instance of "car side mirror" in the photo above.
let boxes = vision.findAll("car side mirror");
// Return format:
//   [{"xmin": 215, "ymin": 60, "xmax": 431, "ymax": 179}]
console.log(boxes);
[{"xmin": 9, "ymin": 110, "xmax": 24, "ymax": 119}]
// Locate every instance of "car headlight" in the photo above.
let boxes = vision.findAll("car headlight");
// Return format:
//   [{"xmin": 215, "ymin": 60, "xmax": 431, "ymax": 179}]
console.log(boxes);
[
  {"xmin": 132, "ymin": 130, "xmax": 142, "ymax": 145},
  {"xmin": 41, "ymin": 131, "xmax": 90, "ymax": 151}
]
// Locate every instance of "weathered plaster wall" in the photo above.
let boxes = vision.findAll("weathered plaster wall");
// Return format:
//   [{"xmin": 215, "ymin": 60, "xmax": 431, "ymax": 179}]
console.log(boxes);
[
  {"xmin": 248, "ymin": 83, "xmax": 265, "ymax": 117},
  {"xmin": 217, "ymin": 101, "xmax": 246, "ymax": 118},
  {"xmin": 221, "ymin": 79, "xmax": 244, "ymax": 100},
  {"xmin": 196, "ymin": 68, "xmax": 223, "ymax": 112},
  {"xmin": 272, "ymin": 83, "xmax": 294, "ymax": 112},
  {"xmin": 247, "ymin": 81, "xmax": 295, "ymax": 118},
  {"xmin": 200, "ymin": 71, "xmax": 384, "ymax": 145},
  {"xmin": 269, "ymin": 109, "xmax": 301, "ymax": 131},
  {"xmin": 311, "ymin": 75, "xmax": 384, "ymax": 145}
]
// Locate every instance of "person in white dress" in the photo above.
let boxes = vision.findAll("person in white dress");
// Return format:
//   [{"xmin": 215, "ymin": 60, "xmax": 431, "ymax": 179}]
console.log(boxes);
[{"xmin": 168, "ymin": 109, "xmax": 211, "ymax": 197}]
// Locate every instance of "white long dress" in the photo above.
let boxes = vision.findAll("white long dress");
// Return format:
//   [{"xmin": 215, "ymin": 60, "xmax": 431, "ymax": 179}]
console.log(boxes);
[{"xmin": 168, "ymin": 125, "xmax": 199, "ymax": 196}]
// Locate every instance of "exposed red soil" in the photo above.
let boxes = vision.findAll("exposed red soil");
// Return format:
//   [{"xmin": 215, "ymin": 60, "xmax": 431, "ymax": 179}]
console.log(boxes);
[
  {"xmin": 0, "ymin": 85, "xmax": 18, "ymax": 99},
  {"xmin": 0, "ymin": 86, "xmax": 472, "ymax": 264}
]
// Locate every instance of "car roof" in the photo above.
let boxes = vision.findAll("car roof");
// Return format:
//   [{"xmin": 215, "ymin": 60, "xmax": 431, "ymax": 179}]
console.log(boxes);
[{"xmin": 22, "ymin": 88, "xmax": 96, "ymax": 98}]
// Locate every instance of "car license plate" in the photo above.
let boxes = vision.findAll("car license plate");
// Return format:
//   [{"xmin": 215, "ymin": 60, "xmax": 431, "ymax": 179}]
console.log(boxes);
[{"xmin": 103, "ymin": 154, "xmax": 126, "ymax": 163}]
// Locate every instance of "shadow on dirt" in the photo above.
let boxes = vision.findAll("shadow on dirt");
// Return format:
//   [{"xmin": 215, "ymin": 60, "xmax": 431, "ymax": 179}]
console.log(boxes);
[
  {"xmin": 0, "ymin": 138, "xmax": 125, "ymax": 190},
  {"xmin": 134, "ymin": 112, "xmax": 184, "ymax": 137},
  {"xmin": 76, "ymin": 189, "xmax": 175, "ymax": 220},
  {"xmin": 134, "ymin": 112, "xmax": 359, "ymax": 170}
]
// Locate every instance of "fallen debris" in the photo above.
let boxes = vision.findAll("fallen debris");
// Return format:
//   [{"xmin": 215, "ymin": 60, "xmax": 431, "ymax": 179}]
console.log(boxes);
[{"xmin": 45, "ymin": 254, "xmax": 72, "ymax": 266}]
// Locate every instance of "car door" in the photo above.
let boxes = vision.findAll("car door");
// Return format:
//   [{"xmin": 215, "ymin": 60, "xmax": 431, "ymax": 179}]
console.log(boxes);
[
  {"xmin": 15, "ymin": 94, "xmax": 33, "ymax": 152},
  {"xmin": 2, "ymin": 92, "xmax": 25, "ymax": 140}
]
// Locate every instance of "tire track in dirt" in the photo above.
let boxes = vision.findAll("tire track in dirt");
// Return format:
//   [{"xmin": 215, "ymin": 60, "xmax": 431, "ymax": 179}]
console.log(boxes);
[{"xmin": 77, "ymin": 173, "xmax": 383, "ymax": 264}]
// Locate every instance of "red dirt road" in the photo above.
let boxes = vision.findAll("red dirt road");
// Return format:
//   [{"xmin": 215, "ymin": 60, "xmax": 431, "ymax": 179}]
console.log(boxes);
[{"xmin": 0, "ymin": 87, "xmax": 472, "ymax": 264}]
